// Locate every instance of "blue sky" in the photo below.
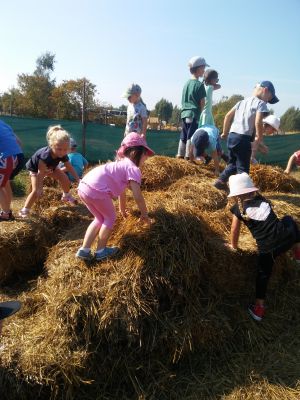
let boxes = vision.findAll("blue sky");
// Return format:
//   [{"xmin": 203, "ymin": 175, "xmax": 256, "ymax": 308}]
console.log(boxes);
[{"xmin": 1, "ymin": 0, "xmax": 299, "ymax": 117}]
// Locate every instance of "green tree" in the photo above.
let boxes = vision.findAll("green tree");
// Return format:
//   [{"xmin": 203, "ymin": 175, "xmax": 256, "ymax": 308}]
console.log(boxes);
[
  {"xmin": 51, "ymin": 78, "xmax": 97, "ymax": 120},
  {"xmin": 280, "ymin": 107, "xmax": 300, "ymax": 132},
  {"xmin": 154, "ymin": 98, "xmax": 173, "ymax": 123},
  {"xmin": 170, "ymin": 105, "xmax": 181, "ymax": 126},
  {"xmin": 213, "ymin": 95, "xmax": 244, "ymax": 130},
  {"xmin": 34, "ymin": 52, "xmax": 56, "ymax": 78}
]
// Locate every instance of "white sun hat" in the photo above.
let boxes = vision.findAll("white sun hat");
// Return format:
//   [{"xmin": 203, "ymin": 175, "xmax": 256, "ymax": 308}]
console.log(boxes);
[
  {"xmin": 228, "ymin": 173, "xmax": 259, "ymax": 197},
  {"xmin": 188, "ymin": 56, "xmax": 210, "ymax": 68},
  {"xmin": 262, "ymin": 115, "xmax": 280, "ymax": 131}
]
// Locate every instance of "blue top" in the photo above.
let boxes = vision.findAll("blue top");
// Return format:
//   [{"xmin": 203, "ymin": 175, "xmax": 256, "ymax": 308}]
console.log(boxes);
[
  {"xmin": 66, "ymin": 152, "xmax": 88, "ymax": 181},
  {"xmin": 26, "ymin": 146, "xmax": 69, "ymax": 173},
  {"xmin": 0, "ymin": 120, "xmax": 22, "ymax": 158}
]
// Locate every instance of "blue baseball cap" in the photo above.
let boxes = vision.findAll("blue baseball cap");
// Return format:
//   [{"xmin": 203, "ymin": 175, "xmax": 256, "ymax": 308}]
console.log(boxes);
[
  {"xmin": 259, "ymin": 81, "xmax": 279, "ymax": 104},
  {"xmin": 192, "ymin": 129, "xmax": 209, "ymax": 158},
  {"xmin": 0, "ymin": 301, "xmax": 21, "ymax": 320}
]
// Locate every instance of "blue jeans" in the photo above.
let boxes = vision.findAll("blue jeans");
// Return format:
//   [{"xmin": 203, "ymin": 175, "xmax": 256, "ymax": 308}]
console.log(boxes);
[{"xmin": 219, "ymin": 133, "xmax": 252, "ymax": 183}]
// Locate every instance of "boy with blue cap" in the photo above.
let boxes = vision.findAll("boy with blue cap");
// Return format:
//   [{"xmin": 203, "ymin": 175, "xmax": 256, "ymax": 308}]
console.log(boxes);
[{"xmin": 214, "ymin": 81, "xmax": 279, "ymax": 191}]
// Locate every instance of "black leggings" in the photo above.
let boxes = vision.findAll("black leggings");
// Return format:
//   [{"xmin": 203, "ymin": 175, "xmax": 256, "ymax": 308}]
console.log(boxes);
[{"xmin": 256, "ymin": 216, "xmax": 300, "ymax": 299}]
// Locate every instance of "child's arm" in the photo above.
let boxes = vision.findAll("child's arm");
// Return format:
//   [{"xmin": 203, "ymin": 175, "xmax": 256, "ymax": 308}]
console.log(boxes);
[
  {"xmin": 252, "ymin": 112, "xmax": 265, "ymax": 153},
  {"xmin": 63, "ymin": 161, "xmax": 80, "ymax": 182},
  {"xmin": 211, "ymin": 150, "xmax": 220, "ymax": 176},
  {"xmin": 119, "ymin": 191, "xmax": 127, "ymax": 218},
  {"xmin": 189, "ymin": 144, "xmax": 195, "ymax": 162},
  {"xmin": 213, "ymin": 84, "xmax": 221, "ymax": 91},
  {"xmin": 141, "ymin": 117, "xmax": 147, "ymax": 138},
  {"xmin": 285, "ymin": 154, "xmax": 297, "ymax": 174},
  {"xmin": 230, "ymin": 215, "xmax": 241, "ymax": 249},
  {"xmin": 129, "ymin": 180, "xmax": 150, "ymax": 225},
  {"xmin": 221, "ymin": 107, "xmax": 235, "ymax": 139}
]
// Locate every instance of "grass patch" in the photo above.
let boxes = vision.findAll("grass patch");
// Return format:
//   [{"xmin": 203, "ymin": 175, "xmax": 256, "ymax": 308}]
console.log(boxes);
[{"xmin": 11, "ymin": 170, "xmax": 29, "ymax": 197}]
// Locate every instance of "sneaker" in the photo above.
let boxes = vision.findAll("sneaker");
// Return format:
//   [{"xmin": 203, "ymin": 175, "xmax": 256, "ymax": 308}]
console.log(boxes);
[
  {"xmin": 0, "ymin": 211, "xmax": 14, "ymax": 221},
  {"xmin": 94, "ymin": 246, "xmax": 119, "ymax": 261},
  {"xmin": 213, "ymin": 179, "xmax": 228, "ymax": 192},
  {"xmin": 76, "ymin": 249, "xmax": 93, "ymax": 261},
  {"xmin": 18, "ymin": 209, "xmax": 30, "ymax": 218},
  {"xmin": 61, "ymin": 193, "xmax": 78, "ymax": 204},
  {"xmin": 176, "ymin": 155, "xmax": 184, "ymax": 159},
  {"xmin": 293, "ymin": 248, "xmax": 300, "ymax": 264},
  {"xmin": 248, "ymin": 304, "xmax": 265, "ymax": 321}
]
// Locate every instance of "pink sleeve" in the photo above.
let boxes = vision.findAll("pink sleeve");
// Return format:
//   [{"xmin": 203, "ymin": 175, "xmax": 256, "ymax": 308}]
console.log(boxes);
[{"xmin": 126, "ymin": 166, "xmax": 142, "ymax": 185}]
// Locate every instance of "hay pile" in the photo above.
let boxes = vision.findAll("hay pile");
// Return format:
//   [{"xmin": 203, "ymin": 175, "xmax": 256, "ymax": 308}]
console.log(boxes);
[
  {"xmin": 0, "ymin": 218, "xmax": 53, "ymax": 283},
  {"xmin": 142, "ymin": 155, "xmax": 214, "ymax": 190},
  {"xmin": 250, "ymin": 164, "xmax": 300, "ymax": 192},
  {"xmin": 1, "ymin": 156, "xmax": 300, "ymax": 399}
]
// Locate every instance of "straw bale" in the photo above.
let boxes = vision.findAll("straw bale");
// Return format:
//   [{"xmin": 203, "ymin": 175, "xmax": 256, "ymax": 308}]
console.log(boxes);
[
  {"xmin": 142, "ymin": 155, "xmax": 214, "ymax": 191},
  {"xmin": 1, "ymin": 157, "xmax": 300, "ymax": 398},
  {"xmin": 33, "ymin": 187, "xmax": 80, "ymax": 213},
  {"xmin": 250, "ymin": 164, "xmax": 300, "ymax": 193},
  {"xmin": 168, "ymin": 176, "xmax": 227, "ymax": 211},
  {"xmin": 0, "ymin": 218, "xmax": 54, "ymax": 283}
]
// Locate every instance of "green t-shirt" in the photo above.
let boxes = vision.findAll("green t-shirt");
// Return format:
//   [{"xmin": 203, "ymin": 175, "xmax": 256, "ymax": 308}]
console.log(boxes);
[{"xmin": 181, "ymin": 79, "xmax": 206, "ymax": 121}]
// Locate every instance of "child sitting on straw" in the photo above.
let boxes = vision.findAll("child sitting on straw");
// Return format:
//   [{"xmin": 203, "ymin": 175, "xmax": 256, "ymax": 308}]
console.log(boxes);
[
  {"xmin": 251, "ymin": 115, "xmax": 280, "ymax": 164},
  {"xmin": 19, "ymin": 126, "xmax": 80, "ymax": 218},
  {"xmin": 226, "ymin": 172, "xmax": 300, "ymax": 321},
  {"xmin": 60, "ymin": 138, "xmax": 88, "ymax": 182},
  {"xmin": 76, "ymin": 132, "xmax": 154, "ymax": 261}
]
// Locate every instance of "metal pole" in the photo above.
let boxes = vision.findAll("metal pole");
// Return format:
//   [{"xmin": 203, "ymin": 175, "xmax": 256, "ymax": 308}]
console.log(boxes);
[{"xmin": 82, "ymin": 79, "xmax": 86, "ymax": 156}]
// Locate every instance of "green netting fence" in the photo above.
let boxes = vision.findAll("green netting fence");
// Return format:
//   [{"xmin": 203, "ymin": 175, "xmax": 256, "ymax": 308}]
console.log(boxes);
[{"xmin": 2, "ymin": 115, "xmax": 300, "ymax": 167}]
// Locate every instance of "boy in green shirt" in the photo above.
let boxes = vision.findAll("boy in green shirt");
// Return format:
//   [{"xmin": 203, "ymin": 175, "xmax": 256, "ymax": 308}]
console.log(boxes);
[{"xmin": 176, "ymin": 56, "xmax": 208, "ymax": 160}]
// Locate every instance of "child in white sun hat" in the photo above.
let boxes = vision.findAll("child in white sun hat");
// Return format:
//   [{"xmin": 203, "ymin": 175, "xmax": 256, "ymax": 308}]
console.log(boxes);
[
  {"xmin": 251, "ymin": 114, "xmax": 280, "ymax": 164},
  {"xmin": 227, "ymin": 172, "xmax": 300, "ymax": 321}
]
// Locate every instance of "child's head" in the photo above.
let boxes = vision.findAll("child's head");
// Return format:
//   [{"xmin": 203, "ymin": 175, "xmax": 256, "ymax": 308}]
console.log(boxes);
[
  {"xmin": 46, "ymin": 125, "xmax": 70, "ymax": 158},
  {"xmin": 228, "ymin": 173, "xmax": 259, "ymax": 199},
  {"xmin": 70, "ymin": 138, "xmax": 78, "ymax": 152},
  {"xmin": 253, "ymin": 81, "xmax": 279, "ymax": 104},
  {"xmin": 122, "ymin": 83, "xmax": 142, "ymax": 104},
  {"xmin": 188, "ymin": 56, "xmax": 209, "ymax": 78},
  {"xmin": 204, "ymin": 69, "xmax": 219, "ymax": 85},
  {"xmin": 117, "ymin": 133, "xmax": 154, "ymax": 166},
  {"xmin": 262, "ymin": 115, "xmax": 280, "ymax": 135}
]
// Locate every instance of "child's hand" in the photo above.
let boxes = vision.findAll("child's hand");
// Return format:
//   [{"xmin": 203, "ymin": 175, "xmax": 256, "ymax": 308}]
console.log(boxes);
[
  {"xmin": 140, "ymin": 214, "xmax": 151, "ymax": 226},
  {"xmin": 220, "ymin": 133, "xmax": 227, "ymax": 139},
  {"xmin": 224, "ymin": 242, "xmax": 237, "ymax": 251},
  {"xmin": 259, "ymin": 143, "xmax": 269, "ymax": 154}
]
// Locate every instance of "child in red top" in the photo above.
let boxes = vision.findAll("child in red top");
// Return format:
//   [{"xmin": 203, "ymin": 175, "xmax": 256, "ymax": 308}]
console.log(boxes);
[{"xmin": 284, "ymin": 150, "xmax": 300, "ymax": 174}]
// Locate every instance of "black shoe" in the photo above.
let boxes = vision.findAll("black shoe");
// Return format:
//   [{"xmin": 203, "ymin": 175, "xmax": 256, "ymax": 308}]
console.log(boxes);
[
  {"xmin": 221, "ymin": 153, "xmax": 229, "ymax": 163},
  {"xmin": 213, "ymin": 179, "xmax": 228, "ymax": 192},
  {"xmin": 204, "ymin": 155, "xmax": 212, "ymax": 165}
]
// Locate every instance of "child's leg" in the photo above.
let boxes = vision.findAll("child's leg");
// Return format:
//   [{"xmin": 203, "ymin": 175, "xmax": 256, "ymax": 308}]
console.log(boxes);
[
  {"xmin": 95, "ymin": 196, "xmax": 116, "ymax": 251},
  {"xmin": 23, "ymin": 175, "xmax": 39, "ymax": 209},
  {"xmin": 255, "ymin": 253, "xmax": 274, "ymax": 306},
  {"xmin": 0, "ymin": 187, "xmax": 10, "ymax": 213},
  {"xmin": 52, "ymin": 168, "xmax": 71, "ymax": 193}
]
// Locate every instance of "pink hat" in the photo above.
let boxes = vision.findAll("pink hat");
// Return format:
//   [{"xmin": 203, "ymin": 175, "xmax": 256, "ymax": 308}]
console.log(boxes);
[{"xmin": 117, "ymin": 133, "xmax": 155, "ymax": 158}]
